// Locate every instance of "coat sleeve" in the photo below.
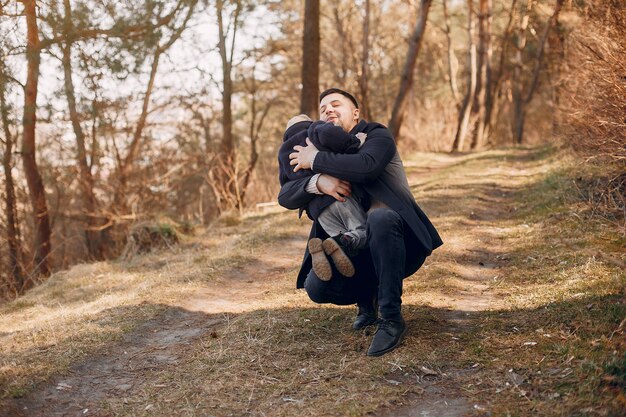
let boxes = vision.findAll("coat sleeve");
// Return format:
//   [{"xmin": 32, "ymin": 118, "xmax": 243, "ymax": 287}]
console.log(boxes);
[
  {"xmin": 278, "ymin": 138, "xmax": 315, "ymax": 186},
  {"xmin": 312, "ymin": 127, "xmax": 396, "ymax": 183},
  {"xmin": 277, "ymin": 176, "xmax": 316, "ymax": 210}
]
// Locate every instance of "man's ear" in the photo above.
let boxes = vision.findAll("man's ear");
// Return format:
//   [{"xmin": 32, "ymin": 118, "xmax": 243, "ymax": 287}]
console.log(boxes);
[{"xmin": 353, "ymin": 108, "xmax": 360, "ymax": 121}]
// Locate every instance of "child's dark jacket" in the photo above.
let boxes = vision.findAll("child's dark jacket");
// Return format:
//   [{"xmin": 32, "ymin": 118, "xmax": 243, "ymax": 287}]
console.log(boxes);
[{"xmin": 277, "ymin": 120, "xmax": 366, "ymax": 220}]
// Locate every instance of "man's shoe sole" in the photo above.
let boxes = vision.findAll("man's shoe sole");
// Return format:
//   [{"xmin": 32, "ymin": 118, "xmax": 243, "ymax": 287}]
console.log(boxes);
[
  {"xmin": 322, "ymin": 238, "xmax": 355, "ymax": 277},
  {"xmin": 366, "ymin": 326, "xmax": 408, "ymax": 357},
  {"xmin": 309, "ymin": 238, "xmax": 332, "ymax": 281}
]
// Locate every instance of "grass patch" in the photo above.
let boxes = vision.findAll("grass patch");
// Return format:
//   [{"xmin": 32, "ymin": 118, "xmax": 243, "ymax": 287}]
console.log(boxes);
[{"xmin": 1, "ymin": 146, "xmax": 623, "ymax": 416}]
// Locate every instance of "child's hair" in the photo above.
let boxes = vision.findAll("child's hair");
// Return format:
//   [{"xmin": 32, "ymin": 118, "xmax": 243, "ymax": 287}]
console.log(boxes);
[{"xmin": 286, "ymin": 114, "xmax": 312, "ymax": 130}]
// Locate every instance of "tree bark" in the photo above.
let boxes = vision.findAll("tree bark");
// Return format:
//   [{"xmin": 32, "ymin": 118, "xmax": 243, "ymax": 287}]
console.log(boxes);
[
  {"xmin": 523, "ymin": 0, "xmax": 564, "ymax": 106},
  {"xmin": 481, "ymin": 0, "xmax": 493, "ymax": 143},
  {"xmin": 358, "ymin": 0, "xmax": 371, "ymax": 120},
  {"xmin": 239, "ymin": 78, "xmax": 273, "ymax": 212},
  {"xmin": 451, "ymin": 0, "xmax": 477, "ymax": 152},
  {"xmin": 513, "ymin": 0, "xmax": 564, "ymax": 144},
  {"xmin": 300, "ymin": 0, "xmax": 320, "ymax": 118},
  {"xmin": 112, "ymin": 49, "xmax": 161, "ymax": 211},
  {"xmin": 62, "ymin": 0, "xmax": 106, "ymax": 260},
  {"xmin": 485, "ymin": 0, "xmax": 517, "ymax": 143},
  {"xmin": 512, "ymin": 0, "xmax": 532, "ymax": 143},
  {"xmin": 442, "ymin": 0, "xmax": 460, "ymax": 102},
  {"xmin": 388, "ymin": 0, "xmax": 433, "ymax": 140},
  {"xmin": 216, "ymin": 0, "xmax": 242, "ymax": 202},
  {"xmin": 21, "ymin": 0, "xmax": 51, "ymax": 276},
  {"xmin": 0, "ymin": 68, "xmax": 27, "ymax": 293},
  {"xmin": 470, "ymin": 0, "xmax": 491, "ymax": 149}
]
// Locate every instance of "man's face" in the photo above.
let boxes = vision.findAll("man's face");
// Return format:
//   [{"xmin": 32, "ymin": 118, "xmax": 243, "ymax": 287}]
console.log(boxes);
[{"xmin": 319, "ymin": 93, "xmax": 360, "ymax": 132}]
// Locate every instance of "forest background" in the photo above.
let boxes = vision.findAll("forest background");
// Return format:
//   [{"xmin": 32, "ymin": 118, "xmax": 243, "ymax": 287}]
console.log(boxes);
[{"xmin": 0, "ymin": 0, "xmax": 623, "ymax": 296}]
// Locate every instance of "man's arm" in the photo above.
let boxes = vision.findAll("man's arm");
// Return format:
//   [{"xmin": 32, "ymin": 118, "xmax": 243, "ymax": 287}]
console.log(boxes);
[
  {"xmin": 278, "ymin": 174, "xmax": 352, "ymax": 210},
  {"xmin": 292, "ymin": 127, "xmax": 396, "ymax": 183}
]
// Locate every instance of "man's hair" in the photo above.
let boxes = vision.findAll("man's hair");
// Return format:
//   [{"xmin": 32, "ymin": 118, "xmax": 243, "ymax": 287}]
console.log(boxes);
[{"xmin": 319, "ymin": 88, "xmax": 359, "ymax": 109}]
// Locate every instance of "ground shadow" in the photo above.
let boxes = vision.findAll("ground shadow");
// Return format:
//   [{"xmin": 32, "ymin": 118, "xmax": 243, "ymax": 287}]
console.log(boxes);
[{"xmin": 3, "ymin": 291, "xmax": 623, "ymax": 417}]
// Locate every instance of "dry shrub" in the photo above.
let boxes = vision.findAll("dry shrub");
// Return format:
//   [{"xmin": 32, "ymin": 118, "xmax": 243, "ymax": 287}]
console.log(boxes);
[
  {"xmin": 120, "ymin": 220, "xmax": 182, "ymax": 260},
  {"xmin": 557, "ymin": 1, "xmax": 626, "ymax": 219}
]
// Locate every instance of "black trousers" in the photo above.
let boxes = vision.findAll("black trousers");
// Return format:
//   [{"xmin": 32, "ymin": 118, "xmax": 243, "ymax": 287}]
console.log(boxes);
[{"xmin": 304, "ymin": 208, "xmax": 427, "ymax": 319}]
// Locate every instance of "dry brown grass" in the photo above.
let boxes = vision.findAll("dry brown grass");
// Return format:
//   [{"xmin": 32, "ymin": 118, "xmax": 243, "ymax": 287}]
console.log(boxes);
[
  {"xmin": 1, "ymin": 146, "xmax": 624, "ymax": 416},
  {"xmin": 556, "ymin": 1, "xmax": 626, "ymax": 221}
]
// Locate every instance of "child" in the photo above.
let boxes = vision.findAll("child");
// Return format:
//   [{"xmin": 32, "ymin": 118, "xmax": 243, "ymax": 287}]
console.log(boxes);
[{"xmin": 278, "ymin": 114, "xmax": 369, "ymax": 281}]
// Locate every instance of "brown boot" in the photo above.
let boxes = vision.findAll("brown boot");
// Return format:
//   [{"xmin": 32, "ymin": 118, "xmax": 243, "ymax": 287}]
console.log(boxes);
[
  {"xmin": 322, "ymin": 238, "xmax": 355, "ymax": 277},
  {"xmin": 308, "ymin": 238, "xmax": 332, "ymax": 281}
]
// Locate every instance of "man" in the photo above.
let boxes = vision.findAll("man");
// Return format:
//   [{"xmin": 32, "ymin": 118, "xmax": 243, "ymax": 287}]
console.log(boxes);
[{"xmin": 279, "ymin": 88, "xmax": 442, "ymax": 357}]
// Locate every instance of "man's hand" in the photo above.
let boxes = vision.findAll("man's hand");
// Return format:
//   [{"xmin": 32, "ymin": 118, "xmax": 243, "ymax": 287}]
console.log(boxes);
[
  {"xmin": 316, "ymin": 174, "xmax": 351, "ymax": 202},
  {"xmin": 289, "ymin": 138, "xmax": 319, "ymax": 172}
]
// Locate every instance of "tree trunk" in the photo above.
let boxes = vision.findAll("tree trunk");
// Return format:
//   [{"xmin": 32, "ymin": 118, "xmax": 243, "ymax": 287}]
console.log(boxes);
[
  {"xmin": 451, "ymin": 0, "xmax": 477, "ymax": 152},
  {"xmin": 470, "ymin": 0, "xmax": 491, "ymax": 149},
  {"xmin": 442, "ymin": 0, "xmax": 460, "ymax": 102},
  {"xmin": 331, "ymin": 5, "xmax": 353, "ymax": 86},
  {"xmin": 512, "ymin": 0, "xmax": 532, "ymax": 144},
  {"xmin": 62, "ymin": 0, "xmax": 106, "ymax": 260},
  {"xmin": 111, "ymin": 49, "xmax": 161, "ymax": 212},
  {"xmin": 216, "ymin": 0, "xmax": 241, "ymax": 202},
  {"xmin": 485, "ymin": 0, "xmax": 517, "ymax": 143},
  {"xmin": 513, "ymin": 0, "xmax": 564, "ymax": 144},
  {"xmin": 481, "ymin": 0, "xmax": 493, "ymax": 143},
  {"xmin": 238, "ymin": 73, "xmax": 273, "ymax": 212},
  {"xmin": 300, "ymin": 0, "xmax": 320, "ymax": 118},
  {"xmin": 21, "ymin": 0, "xmax": 51, "ymax": 277},
  {"xmin": 358, "ymin": 0, "xmax": 371, "ymax": 120},
  {"xmin": 0, "ymin": 69, "xmax": 27, "ymax": 293},
  {"xmin": 388, "ymin": 0, "xmax": 433, "ymax": 140},
  {"xmin": 523, "ymin": 0, "xmax": 564, "ymax": 105}
]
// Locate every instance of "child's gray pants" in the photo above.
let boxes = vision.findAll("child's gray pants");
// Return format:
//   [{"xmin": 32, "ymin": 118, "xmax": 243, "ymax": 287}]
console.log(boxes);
[{"xmin": 317, "ymin": 196, "xmax": 367, "ymax": 249}]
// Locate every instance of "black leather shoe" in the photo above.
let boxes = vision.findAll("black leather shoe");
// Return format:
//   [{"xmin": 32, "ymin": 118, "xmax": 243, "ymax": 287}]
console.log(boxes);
[
  {"xmin": 366, "ymin": 317, "xmax": 407, "ymax": 357},
  {"xmin": 352, "ymin": 297, "xmax": 378, "ymax": 330}
]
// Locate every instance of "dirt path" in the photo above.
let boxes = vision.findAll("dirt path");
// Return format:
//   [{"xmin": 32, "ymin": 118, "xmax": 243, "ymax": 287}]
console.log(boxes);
[
  {"xmin": 5, "ymin": 150, "xmax": 560, "ymax": 417},
  {"xmin": 6, "ymin": 236, "xmax": 309, "ymax": 417},
  {"xmin": 8, "ymin": 309, "xmax": 221, "ymax": 416}
]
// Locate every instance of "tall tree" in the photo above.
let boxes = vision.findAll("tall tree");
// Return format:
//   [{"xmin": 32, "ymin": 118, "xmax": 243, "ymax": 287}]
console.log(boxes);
[
  {"xmin": 61, "ymin": 0, "xmax": 106, "ymax": 260},
  {"xmin": 0, "ymin": 63, "xmax": 27, "ymax": 293},
  {"xmin": 300, "ymin": 0, "xmax": 320, "ymax": 118},
  {"xmin": 512, "ymin": 0, "xmax": 564, "ymax": 143},
  {"xmin": 21, "ymin": 0, "xmax": 51, "ymax": 276},
  {"xmin": 358, "ymin": 0, "xmax": 371, "ymax": 120},
  {"xmin": 238, "ymin": 50, "xmax": 279, "ymax": 212},
  {"xmin": 451, "ymin": 0, "xmax": 477, "ymax": 152},
  {"xmin": 484, "ymin": 0, "xmax": 517, "ymax": 143},
  {"xmin": 442, "ymin": 0, "xmax": 460, "ymax": 102},
  {"xmin": 215, "ymin": 0, "xmax": 242, "ymax": 205},
  {"xmin": 470, "ymin": 0, "xmax": 492, "ymax": 149},
  {"xmin": 388, "ymin": 0, "xmax": 432, "ymax": 140},
  {"xmin": 511, "ymin": 0, "xmax": 533, "ymax": 144}
]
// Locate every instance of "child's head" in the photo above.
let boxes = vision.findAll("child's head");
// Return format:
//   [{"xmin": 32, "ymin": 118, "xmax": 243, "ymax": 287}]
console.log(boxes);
[{"xmin": 286, "ymin": 114, "xmax": 312, "ymax": 130}]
